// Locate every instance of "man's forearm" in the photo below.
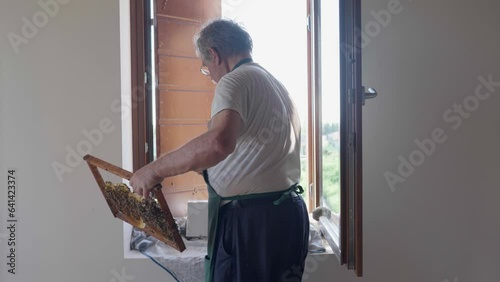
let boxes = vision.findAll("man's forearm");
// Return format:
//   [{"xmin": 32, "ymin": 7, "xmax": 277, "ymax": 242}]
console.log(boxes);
[{"xmin": 150, "ymin": 130, "xmax": 231, "ymax": 179}]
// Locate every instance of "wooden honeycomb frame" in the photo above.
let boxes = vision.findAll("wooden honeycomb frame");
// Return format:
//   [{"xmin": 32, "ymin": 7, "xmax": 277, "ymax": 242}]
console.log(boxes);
[{"xmin": 83, "ymin": 154, "xmax": 186, "ymax": 252}]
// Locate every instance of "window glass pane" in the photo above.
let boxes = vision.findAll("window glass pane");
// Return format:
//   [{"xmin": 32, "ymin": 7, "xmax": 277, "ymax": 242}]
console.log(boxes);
[
  {"xmin": 320, "ymin": 0, "xmax": 341, "ymax": 214},
  {"xmin": 223, "ymin": 1, "xmax": 310, "ymax": 208}
]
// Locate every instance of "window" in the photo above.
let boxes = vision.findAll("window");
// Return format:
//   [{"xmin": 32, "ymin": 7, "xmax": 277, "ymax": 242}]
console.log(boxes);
[
  {"xmin": 310, "ymin": 0, "xmax": 374, "ymax": 276},
  {"xmin": 310, "ymin": 0, "xmax": 365, "ymax": 275},
  {"xmin": 130, "ymin": 0, "xmax": 374, "ymax": 276}
]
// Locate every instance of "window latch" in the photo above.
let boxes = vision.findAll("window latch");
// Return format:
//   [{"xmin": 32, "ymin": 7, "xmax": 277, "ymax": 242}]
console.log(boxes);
[{"xmin": 362, "ymin": 86, "xmax": 378, "ymax": 105}]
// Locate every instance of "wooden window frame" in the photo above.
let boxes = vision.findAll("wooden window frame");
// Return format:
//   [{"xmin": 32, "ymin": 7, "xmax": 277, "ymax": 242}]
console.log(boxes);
[
  {"xmin": 130, "ymin": 0, "xmax": 157, "ymax": 171},
  {"xmin": 308, "ymin": 0, "xmax": 363, "ymax": 276},
  {"xmin": 130, "ymin": 0, "xmax": 149, "ymax": 171}
]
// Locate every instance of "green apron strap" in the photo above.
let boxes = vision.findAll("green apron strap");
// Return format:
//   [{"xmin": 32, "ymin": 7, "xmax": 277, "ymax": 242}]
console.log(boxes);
[
  {"xmin": 273, "ymin": 184, "xmax": 304, "ymax": 205},
  {"xmin": 203, "ymin": 170, "xmax": 221, "ymax": 282}
]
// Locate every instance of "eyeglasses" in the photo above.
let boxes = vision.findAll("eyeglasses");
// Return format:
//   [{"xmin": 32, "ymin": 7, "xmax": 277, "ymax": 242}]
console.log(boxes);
[{"xmin": 200, "ymin": 65, "xmax": 210, "ymax": 76}]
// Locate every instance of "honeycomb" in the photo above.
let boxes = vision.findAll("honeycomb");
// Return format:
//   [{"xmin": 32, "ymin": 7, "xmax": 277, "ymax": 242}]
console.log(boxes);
[{"xmin": 103, "ymin": 181, "xmax": 176, "ymax": 242}]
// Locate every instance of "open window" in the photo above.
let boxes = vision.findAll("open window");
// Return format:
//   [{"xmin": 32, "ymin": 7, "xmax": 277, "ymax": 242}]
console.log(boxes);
[
  {"xmin": 309, "ymin": 0, "xmax": 375, "ymax": 276},
  {"xmin": 130, "ymin": 0, "xmax": 375, "ymax": 276}
]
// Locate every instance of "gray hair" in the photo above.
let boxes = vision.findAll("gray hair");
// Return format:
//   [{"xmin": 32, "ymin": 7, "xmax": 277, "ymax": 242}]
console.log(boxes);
[{"xmin": 194, "ymin": 19, "xmax": 253, "ymax": 63}]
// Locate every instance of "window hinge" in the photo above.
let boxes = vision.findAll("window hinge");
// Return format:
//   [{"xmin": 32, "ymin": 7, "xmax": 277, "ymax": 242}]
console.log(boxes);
[
  {"xmin": 309, "ymin": 183, "xmax": 314, "ymax": 200},
  {"xmin": 347, "ymin": 89, "xmax": 354, "ymax": 104},
  {"xmin": 307, "ymin": 14, "xmax": 311, "ymax": 31},
  {"xmin": 144, "ymin": 71, "xmax": 148, "ymax": 84},
  {"xmin": 145, "ymin": 142, "xmax": 149, "ymax": 153},
  {"xmin": 348, "ymin": 132, "xmax": 356, "ymax": 150}
]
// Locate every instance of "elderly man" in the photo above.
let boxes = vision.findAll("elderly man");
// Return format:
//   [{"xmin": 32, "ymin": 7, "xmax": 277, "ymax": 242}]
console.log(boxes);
[{"xmin": 130, "ymin": 19, "xmax": 309, "ymax": 282}]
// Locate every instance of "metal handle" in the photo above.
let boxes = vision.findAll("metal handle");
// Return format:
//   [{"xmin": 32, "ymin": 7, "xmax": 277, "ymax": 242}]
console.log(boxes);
[{"xmin": 362, "ymin": 87, "xmax": 378, "ymax": 105}]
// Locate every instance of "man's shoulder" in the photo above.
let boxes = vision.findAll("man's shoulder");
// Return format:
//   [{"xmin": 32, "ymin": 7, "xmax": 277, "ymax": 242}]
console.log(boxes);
[{"xmin": 218, "ymin": 65, "xmax": 258, "ymax": 88}]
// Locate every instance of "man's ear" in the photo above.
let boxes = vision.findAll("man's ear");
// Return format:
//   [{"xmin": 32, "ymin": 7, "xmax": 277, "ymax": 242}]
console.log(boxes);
[{"xmin": 208, "ymin": 48, "xmax": 220, "ymax": 65}]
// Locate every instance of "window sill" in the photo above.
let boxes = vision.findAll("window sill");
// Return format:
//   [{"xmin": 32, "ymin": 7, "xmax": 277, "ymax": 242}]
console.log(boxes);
[
  {"xmin": 124, "ymin": 222, "xmax": 337, "ymax": 260},
  {"xmin": 123, "ymin": 218, "xmax": 336, "ymax": 281},
  {"xmin": 123, "ymin": 223, "xmax": 208, "ymax": 259},
  {"xmin": 124, "ymin": 223, "xmax": 144, "ymax": 259},
  {"xmin": 317, "ymin": 212, "xmax": 341, "ymax": 261}
]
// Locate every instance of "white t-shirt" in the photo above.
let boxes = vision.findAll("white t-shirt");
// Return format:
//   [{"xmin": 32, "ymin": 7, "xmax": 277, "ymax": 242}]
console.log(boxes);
[{"xmin": 207, "ymin": 62, "xmax": 301, "ymax": 197}]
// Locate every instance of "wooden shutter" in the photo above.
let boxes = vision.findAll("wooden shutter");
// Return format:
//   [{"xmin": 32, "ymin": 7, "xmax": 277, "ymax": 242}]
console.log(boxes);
[{"xmin": 155, "ymin": 0, "xmax": 221, "ymax": 217}]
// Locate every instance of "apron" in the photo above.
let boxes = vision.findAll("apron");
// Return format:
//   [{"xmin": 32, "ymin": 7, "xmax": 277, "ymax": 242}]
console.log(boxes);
[{"xmin": 202, "ymin": 170, "xmax": 303, "ymax": 282}]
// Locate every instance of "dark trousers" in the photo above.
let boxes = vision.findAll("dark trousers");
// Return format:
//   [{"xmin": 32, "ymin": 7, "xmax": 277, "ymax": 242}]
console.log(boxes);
[{"xmin": 212, "ymin": 193, "xmax": 309, "ymax": 282}]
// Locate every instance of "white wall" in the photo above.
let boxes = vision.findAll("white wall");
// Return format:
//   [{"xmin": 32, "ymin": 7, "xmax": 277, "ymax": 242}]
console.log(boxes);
[
  {"xmin": 1, "ymin": 0, "xmax": 499, "ymax": 282},
  {"xmin": 0, "ymin": 0, "xmax": 174, "ymax": 281},
  {"xmin": 306, "ymin": 0, "xmax": 500, "ymax": 281}
]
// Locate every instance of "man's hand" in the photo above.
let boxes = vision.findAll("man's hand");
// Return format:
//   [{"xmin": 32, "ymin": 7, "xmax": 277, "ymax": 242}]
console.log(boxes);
[{"xmin": 129, "ymin": 163, "xmax": 163, "ymax": 199}]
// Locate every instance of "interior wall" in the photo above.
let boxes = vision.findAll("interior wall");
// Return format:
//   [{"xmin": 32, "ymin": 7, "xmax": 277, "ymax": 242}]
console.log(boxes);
[
  {"xmin": 0, "ymin": 0, "xmax": 174, "ymax": 281},
  {"xmin": 306, "ymin": 0, "xmax": 500, "ymax": 281}
]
